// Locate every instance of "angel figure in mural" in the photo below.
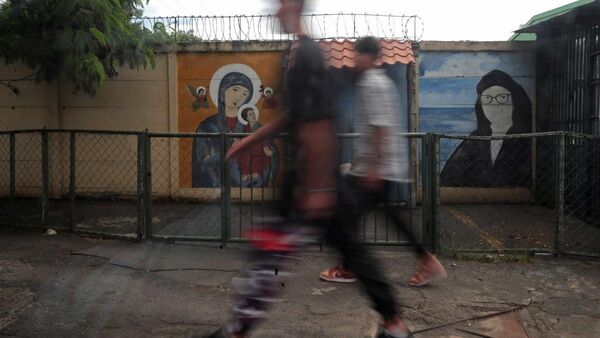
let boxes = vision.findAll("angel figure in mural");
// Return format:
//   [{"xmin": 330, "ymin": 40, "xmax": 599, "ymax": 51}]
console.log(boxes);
[
  {"xmin": 260, "ymin": 85, "xmax": 279, "ymax": 110},
  {"xmin": 440, "ymin": 69, "xmax": 532, "ymax": 187},
  {"xmin": 187, "ymin": 85, "xmax": 209, "ymax": 111},
  {"xmin": 191, "ymin": 64, "xmax": 279, "ymax": 188},
  {"xmin": 234, "ymin": 105, "xmax": 279, "ymax": 187}
]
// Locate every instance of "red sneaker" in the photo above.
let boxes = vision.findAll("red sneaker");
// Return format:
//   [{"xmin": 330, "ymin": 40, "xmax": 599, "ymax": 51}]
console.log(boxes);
[
  {"xmin": 319, "ymin": 265, "xmax": 357, "ymax": 283},
  {"xmin": 408, "ymin": 253, "xmax": 447, "ymax": 287}
]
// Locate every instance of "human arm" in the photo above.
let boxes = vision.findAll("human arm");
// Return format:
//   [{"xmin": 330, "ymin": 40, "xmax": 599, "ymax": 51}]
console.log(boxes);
[
  {"xmin": 296, "ymin": 118, "xmax": 338, "ymax": 219},
  {"xmin": 361, "ymin": 126, "xmax": 385, "ymax": 191},
  {"xmin": 225, "ymin": 112, "xmax": 289, "ymax": 160}
]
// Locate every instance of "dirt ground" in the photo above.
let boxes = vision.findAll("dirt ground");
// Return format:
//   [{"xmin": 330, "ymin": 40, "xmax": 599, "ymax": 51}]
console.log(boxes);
[{"xmin": 1, "ymin": 226, "xmax": 599, "ymax": 338}]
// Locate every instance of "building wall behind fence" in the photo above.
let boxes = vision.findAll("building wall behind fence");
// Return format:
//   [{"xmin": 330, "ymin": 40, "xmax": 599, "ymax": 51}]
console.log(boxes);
[
  {"xmin": 0, "ymin": 63, "xmax": 56, "ymax": 130},
  {"xmin": 59, "ymin": 54, "xmax": 170, "ymax": 199},
  {"xmin": 1, "ymin": 45, "xmax": 291, "ymax": 200},
  {"xmin": 0, "ymin": 54, "xmax": 171, "ymax": 198},
  {"xmin": 1, "ymin": 63, "xmax": 55, "ymax": 198},
  {"xmin": 2, "ymin": 42, "xmax": 540, "ymax": 202},
  {"xmin": 418, "ymin": 41, "xmax": 537, "ymax": 203}
]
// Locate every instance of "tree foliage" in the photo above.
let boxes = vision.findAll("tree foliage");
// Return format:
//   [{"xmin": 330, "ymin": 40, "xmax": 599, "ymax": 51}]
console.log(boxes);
[
  {"xmin": 0, "ymin": 0, "xmax": 154, "ymax": 95},
  {"xmin": 142, "ymin": 21, "xmax": 203, "ymax": 45}
]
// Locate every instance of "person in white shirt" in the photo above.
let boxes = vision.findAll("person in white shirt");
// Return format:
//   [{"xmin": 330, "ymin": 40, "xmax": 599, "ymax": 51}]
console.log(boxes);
[{"xmin": 319, "ymin": 36, "xmax": 448, "ymax": 338}]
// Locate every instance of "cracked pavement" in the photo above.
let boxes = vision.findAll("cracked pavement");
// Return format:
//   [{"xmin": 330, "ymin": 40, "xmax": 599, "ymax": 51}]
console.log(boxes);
[{"xmin": 1, "ymin": 228, "xmax": 599, "ymax": 337}]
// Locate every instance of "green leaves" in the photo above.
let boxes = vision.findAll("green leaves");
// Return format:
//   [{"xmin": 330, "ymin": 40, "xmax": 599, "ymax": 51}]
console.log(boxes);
[
  {"xmin": 90, "ymin": 27, "xmax": 108, "ymax": 47},
  {"xmin": 141, "ymin": 21, "xmax": 203, "ymax": 47},
  {"xmin": 0, "ymin": 0, "xmax": 154, "ymax": 95}
]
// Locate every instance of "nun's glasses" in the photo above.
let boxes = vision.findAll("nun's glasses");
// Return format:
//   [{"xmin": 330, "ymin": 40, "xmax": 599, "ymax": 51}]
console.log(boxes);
[{"xmin": 480, "ymin": 93, "xmax": 512, "ymax": 105}]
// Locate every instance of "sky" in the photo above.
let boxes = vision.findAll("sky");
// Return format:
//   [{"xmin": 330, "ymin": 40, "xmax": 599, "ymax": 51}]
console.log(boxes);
[{"xmin": 143, "ymin": 0, "xmax": 575, "ymax": 41}]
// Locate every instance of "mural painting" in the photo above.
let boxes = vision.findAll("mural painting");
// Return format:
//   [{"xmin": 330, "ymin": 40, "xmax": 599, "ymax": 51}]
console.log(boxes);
[
  {"xmin": 419, "ymin": 51, "xmax": 535, "ymax": 187},
  {"xmin": 440, "ymin": 70, "xmax": 532, "ymax": 187},
  {"xmin": 178, "ymin": 53, "xmax": 284, "ymax": 189}
]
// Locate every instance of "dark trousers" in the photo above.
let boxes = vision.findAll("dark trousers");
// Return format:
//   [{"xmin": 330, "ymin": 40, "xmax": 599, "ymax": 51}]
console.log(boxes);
[
  {"xmin": 323, "ymin": 174, "xmax": 426, "ymax": 320},
  {"xmin": 230, "ymin": 174, "xmax": 426, "ymax": 333}
]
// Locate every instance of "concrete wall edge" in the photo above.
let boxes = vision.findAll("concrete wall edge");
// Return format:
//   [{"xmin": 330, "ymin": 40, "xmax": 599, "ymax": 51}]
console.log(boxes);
[{"xmin": 420, "ymin": 41, "xmax": 537, "ymax": 52}]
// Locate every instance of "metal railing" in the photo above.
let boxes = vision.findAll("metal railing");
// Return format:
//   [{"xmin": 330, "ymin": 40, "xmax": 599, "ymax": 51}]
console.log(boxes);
[
  {"xmin": 0, "ymin": 129, "xmax": 426, "ymax": 247},
  {"xmin": 1, "ymin": 129, "xmax": 598, "ymax": 257},
  {"xmin": 432, "ymin": 132, "xmax": 600, "ymax": 257},
  {"xmin": 144, "ymin": 132, "xmax": 426, "ymax": 247},
  {"xmin": 135, "ymin": 14, "xmax": 424, "ymax": 42}
]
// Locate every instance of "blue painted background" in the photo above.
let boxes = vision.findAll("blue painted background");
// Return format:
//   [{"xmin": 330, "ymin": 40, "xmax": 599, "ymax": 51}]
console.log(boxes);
[{"xmin": 418, "ymin": 51, "xmax": 535, "ymax": 164}]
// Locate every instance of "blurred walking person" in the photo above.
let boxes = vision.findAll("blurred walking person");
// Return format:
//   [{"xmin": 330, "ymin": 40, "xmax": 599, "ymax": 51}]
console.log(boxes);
[
  {"xmin": 208, "ymin": 0, "xmax": 337, "ymax": 336},
  {"xmin": 319, "ymin": 37, "xmax": 447, "ymax": 290},
  {"xmin": 207, "ymin": 2, "xmax": 433, "ymax": 338}
]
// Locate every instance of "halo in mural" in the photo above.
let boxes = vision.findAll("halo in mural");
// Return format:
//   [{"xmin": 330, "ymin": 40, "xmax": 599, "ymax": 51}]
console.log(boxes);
[
  {"xmin": 209, "ymin": 64, "xmax": 262, "ymax": 107},
  {"xmin": 196, "ymin": 86, "xmax": 207, "ymax": 96},
  {"xmin": 237, "ymin": 104, "xmax": 260, "ymax": 126}
]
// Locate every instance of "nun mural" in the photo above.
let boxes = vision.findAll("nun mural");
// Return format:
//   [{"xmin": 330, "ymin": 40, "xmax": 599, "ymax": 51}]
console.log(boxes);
[
  {"xmin": 191, "ymin": 64, "xmax": 279, "ymax": 188},
  {"xmin": 440, "ymin": 70, "xmax": 532, "ymax": 187}
]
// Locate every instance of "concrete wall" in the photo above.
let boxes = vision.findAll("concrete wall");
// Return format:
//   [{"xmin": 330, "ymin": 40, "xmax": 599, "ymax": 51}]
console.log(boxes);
[
  {"xmin": 61, "ymin": 54, "xmax": 170, "ymax": 131},
  {"xmin": 0, "ymin": 64, "xmax": 56, "ymax": 130},
  {"xmin": 59, "ymin": 54, "xmax": 170, "ymax": 199},
  {"xmin": 1, "ymin": 64, "xmax": 56, "ymax": 197},
  {"xmin": 1, "ymin": 54, "xmax": 171, "ymax": 198},
  {"xmin": 1, "ymin": 54, "xmax": 171, "ymax": 131},
  {"xmin": 1, "ymin": 44, "xmax": 292, "ymax": 200},
  {"xmin": 2, "ymin": 41, "xmax": 540, "ymax": 203}
]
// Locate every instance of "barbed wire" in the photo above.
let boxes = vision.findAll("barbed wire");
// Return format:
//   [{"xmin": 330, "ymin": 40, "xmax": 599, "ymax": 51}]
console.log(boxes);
[{"xmin": 134, "ymin": 13, "xmax": 424, "ymax": 42}]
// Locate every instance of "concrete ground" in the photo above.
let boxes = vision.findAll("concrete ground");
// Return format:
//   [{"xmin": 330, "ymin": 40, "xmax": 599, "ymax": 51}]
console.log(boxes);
[{"xmin": 1, "ymin": 227, "xmax": 599, "ymax": 338}]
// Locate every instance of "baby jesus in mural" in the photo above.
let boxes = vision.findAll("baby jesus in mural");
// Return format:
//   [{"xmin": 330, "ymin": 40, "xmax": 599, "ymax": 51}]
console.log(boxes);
[{"xmin": 235, "ymin": 106, "xmax": 276, "ymax": 188}]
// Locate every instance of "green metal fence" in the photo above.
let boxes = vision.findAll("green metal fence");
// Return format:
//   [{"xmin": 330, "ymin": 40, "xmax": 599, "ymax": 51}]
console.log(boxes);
[
  {"xmin": 432, "ymin": 132, "xmax": 600, "ymax": 257},
  {"xmin": 1, "ymin": 129, "xmax": 598, "ymax": 257},
  {"xmin": 143, "ymin": 132, "xmax": 426, "ymax": 247}
]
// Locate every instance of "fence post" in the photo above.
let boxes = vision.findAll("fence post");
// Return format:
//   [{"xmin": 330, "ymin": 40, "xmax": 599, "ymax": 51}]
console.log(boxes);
[
  {"xmin": 421, "ymin": 134, "xmax": 432, "ymax": 250},
  {"xmin": 429, "ymin": 134, "xmax": 441, "ymax": 254},
  {"xmin": 137, "ymin": 133, "xmax": 145, "ymax": 241},
  {"xmin": 69, "ymin": 132, "xmax": 76, "ymax": 232},
  {"xmin": 220, "ymin": 133, "xmax": 231, "ymax": 248},
  {"xmin": 41, "ymin": 129, "xmax": 49, "ymax": 225},
  {"xmin": 9, "ymin": 133, "xmax": 15, "ymax": 213},
  {"xmin": 554, "ymin": 133, "xmax": 566, "ymax": 257},
  {"xmin": 144, "ymin": 133, "xmax": 153, "ymax": 240}
]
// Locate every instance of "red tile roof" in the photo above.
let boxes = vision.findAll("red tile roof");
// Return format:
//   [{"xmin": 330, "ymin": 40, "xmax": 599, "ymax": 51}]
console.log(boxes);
[{"xmin": 288, "ymin": 39, "xmax": 416, "ymax": 69}]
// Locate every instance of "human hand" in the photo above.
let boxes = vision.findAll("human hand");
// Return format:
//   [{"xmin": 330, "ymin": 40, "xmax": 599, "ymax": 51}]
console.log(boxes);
[
  {"xmin": 263, "ymin": 146, "xmax": 274, "ymax": 156},
  {"xmin": 225, "ymin": 138, "xmax": 248, "ymax": 160},
  {"xmin": 360, "ymin": 171, "xmax": 383, "ymax": 192}
]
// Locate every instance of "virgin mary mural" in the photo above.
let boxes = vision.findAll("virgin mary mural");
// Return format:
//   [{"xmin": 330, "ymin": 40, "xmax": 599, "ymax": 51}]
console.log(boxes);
[
  {"xmin": 440, "ymin": 70, "xmax": 532, "ymax": 187},
  {"xmin": 191, "ymin": 64, "xmax": 279, "ymax": 188}
]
